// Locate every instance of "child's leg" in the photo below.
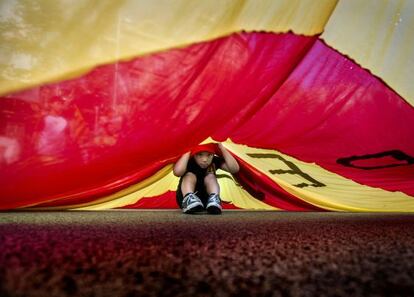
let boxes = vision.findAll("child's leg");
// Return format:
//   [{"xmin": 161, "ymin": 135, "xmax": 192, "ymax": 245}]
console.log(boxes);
[
  {"xmin": 180, "ymin": 172, "xmax": 204, "ymax": 213},
  {"xmin": 180, "ymin": 172, "xmax": 197, "ymax": 196},
  {"xmin": 204, "ymin": 173, "xmax": 222, "ymax": 214},
  {"xmin": 204, "ymin": 173, "xmax": 220, "ymax": 195}
]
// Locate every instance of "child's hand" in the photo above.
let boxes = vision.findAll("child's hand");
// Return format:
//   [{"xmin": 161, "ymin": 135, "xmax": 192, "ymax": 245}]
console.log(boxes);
[{"xmin": 216, "ymin": 143, "xmax": 227, "ymax": 156}]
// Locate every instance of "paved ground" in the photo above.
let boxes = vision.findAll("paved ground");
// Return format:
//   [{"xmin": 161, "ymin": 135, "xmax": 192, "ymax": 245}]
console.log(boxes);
[{"xmin": 0, "ymin": 211, "xmax": 414, "ymax": 297}]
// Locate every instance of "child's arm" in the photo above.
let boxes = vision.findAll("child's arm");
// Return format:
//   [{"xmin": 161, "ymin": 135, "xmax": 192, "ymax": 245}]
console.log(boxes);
[
  {"xmin": 217, "ymin": 143, "xmax": 240, "ymax": 174},
  {"xmin": 173, "ymin": 152, "xmax": 191, "ymax": 177}
]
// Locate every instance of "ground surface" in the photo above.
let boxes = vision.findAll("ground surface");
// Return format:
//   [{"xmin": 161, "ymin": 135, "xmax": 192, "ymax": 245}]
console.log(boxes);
[{"xmin": 0, "ymin": 211, "xmax": 414, "ymax": 297}]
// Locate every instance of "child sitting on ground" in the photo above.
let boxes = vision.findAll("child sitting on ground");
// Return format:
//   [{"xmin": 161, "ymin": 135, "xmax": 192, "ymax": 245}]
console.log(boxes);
[{"xmin": 173, "ymin": 143, "xmax": 240, "ymax": 214}]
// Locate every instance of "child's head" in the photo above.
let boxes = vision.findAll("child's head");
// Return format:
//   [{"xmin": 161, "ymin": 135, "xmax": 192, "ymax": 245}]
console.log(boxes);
[
  {"xmin": 191, "ymin": 143, "xmax": 217, "ymax": 169},
  {"xmin": 194, "ymin": 151, "xmax": 214, "ymax": 168}
]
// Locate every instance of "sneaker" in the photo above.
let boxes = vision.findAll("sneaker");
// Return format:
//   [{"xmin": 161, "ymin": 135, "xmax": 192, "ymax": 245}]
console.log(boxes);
[
  {"xmin": 182, "ymin": 193, "xmax": 204, "ymax": 214},
  {"xmin": 206, "ymin": 193, "xmax": 222, "ymax": 215}
]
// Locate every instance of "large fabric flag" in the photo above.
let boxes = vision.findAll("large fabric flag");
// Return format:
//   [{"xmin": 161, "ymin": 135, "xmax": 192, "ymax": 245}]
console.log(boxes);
[{"xmin": 1, "ymin": 0, "xmax": 413, "ymax": 211}]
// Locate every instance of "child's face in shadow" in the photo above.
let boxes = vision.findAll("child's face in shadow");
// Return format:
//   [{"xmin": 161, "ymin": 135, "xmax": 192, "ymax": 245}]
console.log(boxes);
[{"xmin": 194, "ymin": 152, "xmax": 214, "ymax": 169}]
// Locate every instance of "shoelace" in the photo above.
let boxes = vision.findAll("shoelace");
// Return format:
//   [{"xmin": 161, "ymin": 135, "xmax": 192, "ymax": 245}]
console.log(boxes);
[
  {"xmin": 209, "ymin": 194, "xmax": 220, "ymax": 204},
  {"xmin": 186, "ymin": 193, "xmax": 199, "ymax": 203}
]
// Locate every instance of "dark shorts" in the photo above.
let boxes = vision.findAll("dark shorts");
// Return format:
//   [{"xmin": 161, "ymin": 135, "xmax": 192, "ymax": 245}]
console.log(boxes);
[{"xmin": 176, "ymin": 173, "xmax": 209, "ymax": 208}]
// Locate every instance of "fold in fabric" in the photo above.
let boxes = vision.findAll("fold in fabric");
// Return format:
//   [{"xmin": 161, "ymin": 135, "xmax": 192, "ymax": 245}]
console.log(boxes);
[{"xmin": 1, "ymin": 31, "xmax": 413, "ymax": 211}]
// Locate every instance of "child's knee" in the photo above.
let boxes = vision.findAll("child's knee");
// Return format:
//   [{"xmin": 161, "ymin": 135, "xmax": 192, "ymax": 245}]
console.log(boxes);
[
  {"xmin": 204, "ymin": 173, "xmax": 217, "ymax": 185},
  {"xmin": 183, "ymin": 172, "xmax": 197, "ymax": 184}
]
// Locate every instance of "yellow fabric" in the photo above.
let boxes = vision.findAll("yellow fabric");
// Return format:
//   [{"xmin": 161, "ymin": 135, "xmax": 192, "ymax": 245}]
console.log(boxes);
[
  {"xmin": 216, "ymin": 170, "xmax": 278, "ymax": 210},
  {"xmin": 0, "ymin": 0, "xmax": 337, "ymax": 96},
  {"xmin": 224, "ymin": 142, "xmax": 414, "ymax": 212},
  {"xmin": 322, "ymin": 0, "xmax": 414, "ymax": 106}
]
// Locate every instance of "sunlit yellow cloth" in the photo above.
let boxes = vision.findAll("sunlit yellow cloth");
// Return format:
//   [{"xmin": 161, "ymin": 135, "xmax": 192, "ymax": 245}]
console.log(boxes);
[
  {"xmin": 322, "ymin": 0, "xmax": 414, "ymax": 107},
  {"xmin": 0, "ymin": 0, "xmax": 337, "ymax": 95}
]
